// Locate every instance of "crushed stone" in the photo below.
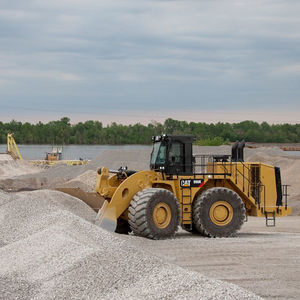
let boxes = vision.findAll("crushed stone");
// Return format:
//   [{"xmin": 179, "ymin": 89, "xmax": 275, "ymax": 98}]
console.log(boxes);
[
  {"xmin": 56, "ymin": 170, "xmax": 97, "ymax": 192},
  {"xmin": 0, "ymin": 190, "xmax": 261, "ymax": 299}
]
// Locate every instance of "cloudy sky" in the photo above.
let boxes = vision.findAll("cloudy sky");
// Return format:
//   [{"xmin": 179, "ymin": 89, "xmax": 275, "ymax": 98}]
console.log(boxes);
[{"xmin": 0, "ymin": 0, "xmax": 299, "ymax": 124}]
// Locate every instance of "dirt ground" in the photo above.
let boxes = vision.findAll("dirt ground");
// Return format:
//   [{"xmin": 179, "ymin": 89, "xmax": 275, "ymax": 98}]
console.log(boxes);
[{"xmin": 122, "ymin": 216, "xmax": 300, "ymax": 300}]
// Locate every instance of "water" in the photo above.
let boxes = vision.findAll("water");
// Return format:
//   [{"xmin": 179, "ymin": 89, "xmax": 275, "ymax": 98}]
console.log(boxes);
[
  {"xmin": 0, "ymin": 144, "xmax": 151, "ymax": 160},
  {"xmin": 285, "ymin": 151, "xmax": 300, "ymax": 156}
]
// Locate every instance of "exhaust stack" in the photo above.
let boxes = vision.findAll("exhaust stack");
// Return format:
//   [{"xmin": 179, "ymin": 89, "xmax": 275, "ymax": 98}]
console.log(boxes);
[{"xmin": 231, "ymin": 140, "xmax": 245, "ymax": 162}]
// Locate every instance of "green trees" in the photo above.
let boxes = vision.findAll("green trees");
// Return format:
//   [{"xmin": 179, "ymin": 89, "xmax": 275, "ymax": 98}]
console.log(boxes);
[{"xmin": 0, "ymin": 117, "xmax": 299, "ymax": 145}]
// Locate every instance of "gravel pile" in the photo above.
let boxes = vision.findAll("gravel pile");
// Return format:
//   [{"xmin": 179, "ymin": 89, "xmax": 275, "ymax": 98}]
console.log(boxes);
[
  {"xmin": 0, "ymin": 157, "xmax": 86, "ymax": 191},
  {"xmin": 0, "ymin": 155, "xmax": 41, "ymax": 179},
  {"xmin": 56, "ymin": 170, "xmax": 97, "ymax": 192},
  {"xmin": 86, "ymin": 148, "xmax": 152, "ymax": 171},
  {"xmin": 0, "ymin": 148, "xmax": 151, "ymax": 191},
  {"xmin": 0, "ymin": 190, "xmax": 261, "ymax": 299},
  {"xmin": 193, "ymin": 145, "xmax": 286, "ymax": 159}
]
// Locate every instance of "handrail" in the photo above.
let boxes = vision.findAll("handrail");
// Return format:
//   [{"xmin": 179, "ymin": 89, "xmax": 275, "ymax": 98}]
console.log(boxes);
[
  {"xmin": 193, "ymin": 155, "xmax": 268, "ymax": 209},
  {"xmin": 234, "ymin": 160, "xmax": 251, "ymax": 183},
  {"xmin": 233, "ymin": 161, "xmax": 250, "ymax": 195},
  {"xmin": 233, "ymin": 161, "xmax": 265, "ymax": 207}
]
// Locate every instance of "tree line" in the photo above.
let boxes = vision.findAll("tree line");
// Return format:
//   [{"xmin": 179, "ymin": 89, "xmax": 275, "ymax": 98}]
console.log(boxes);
[{"xmin": 0, "ymin": 117, "xmax": 299, "ymax": 145}]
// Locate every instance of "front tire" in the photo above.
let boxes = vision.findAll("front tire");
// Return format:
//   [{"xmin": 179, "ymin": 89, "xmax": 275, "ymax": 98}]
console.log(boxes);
[
  {"xmin": 128, "ymin": 188, "xmax": 180, "ymax": 239},
  {"xmin": 193, "ymin": 187, "xmax": 245, "ymax": 237}
]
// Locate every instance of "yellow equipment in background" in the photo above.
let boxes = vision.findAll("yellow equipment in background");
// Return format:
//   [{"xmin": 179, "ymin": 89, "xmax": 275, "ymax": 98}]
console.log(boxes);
[
  {"xmin": 70, "ymin": 134, "xmax": 291, "ymax": 239},
  {"xmin": 30, "ymin": 159, "xmax": 89, "ymax": 166},
  {"xmin": 6, "ymin": 133, "xmax": 23, "ymax": 160},
  {"xmin": 45, "ymin": 146, "xmax": 63, "ymax": 161},
  {"xmin": 6, "ymin": 134, "xmax": 88, "ymax": 166}
]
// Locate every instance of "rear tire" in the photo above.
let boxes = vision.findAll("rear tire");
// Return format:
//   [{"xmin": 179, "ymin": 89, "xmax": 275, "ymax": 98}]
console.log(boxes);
[
  {"xmin": 128, "ymin": 188, "xmax": 180, "ymax": 239},
  {"xmin": 193, "ymin": 187, "xmax": 245, "ymax": 237}
]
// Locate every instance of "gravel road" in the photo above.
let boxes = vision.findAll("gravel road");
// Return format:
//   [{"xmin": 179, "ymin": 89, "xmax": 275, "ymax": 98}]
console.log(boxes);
[{"xmin": 122, "ymin": 216, "xmax": 300, "ymax": 299}]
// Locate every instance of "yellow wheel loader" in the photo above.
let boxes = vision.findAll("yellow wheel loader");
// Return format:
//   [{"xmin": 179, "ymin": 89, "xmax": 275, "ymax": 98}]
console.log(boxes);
[{"xmin": 59, "ymin": 135, "xmax": 291, "ymax": 239}]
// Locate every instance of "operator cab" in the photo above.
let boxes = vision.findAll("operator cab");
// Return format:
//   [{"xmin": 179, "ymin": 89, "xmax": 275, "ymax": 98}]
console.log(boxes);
[{"xmin": 150, "ymin": 134, "xmax": 194, "ymax": 175}]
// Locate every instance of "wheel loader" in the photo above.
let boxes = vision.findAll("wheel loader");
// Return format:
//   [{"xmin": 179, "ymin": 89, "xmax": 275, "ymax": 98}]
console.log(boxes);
[{"xmin": 59, "ymin": 134, "xmax": 291, "ymax": 239}]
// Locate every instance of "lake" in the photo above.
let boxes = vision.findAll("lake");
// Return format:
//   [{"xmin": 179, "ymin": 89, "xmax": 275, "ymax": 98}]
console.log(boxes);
[
  {"xmin": 0, "ymin": 144, "xmax": 151, "ymax": 160},
  {"xmin": 1, "ymin": 144, "xmax": 299, "ymax": 160}
]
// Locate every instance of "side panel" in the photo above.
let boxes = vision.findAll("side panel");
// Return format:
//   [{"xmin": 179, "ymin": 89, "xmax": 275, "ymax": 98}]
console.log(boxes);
[{"xmin": 260, "ymin": 164, "xmax": 277, "ymax": 209}]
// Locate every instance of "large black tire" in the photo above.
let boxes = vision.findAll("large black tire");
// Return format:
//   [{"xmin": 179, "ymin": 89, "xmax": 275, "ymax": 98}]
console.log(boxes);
[
  {"xmin": 128, "ymin": 188, "xmax": 180, "ymax": 240},
  {"xmin": 193, "ymin": 187, "xmax": 245, "ymax": 237}
]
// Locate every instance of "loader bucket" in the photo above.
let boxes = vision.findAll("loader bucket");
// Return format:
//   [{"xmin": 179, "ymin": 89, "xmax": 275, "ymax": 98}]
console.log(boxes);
[
  {"xmin": 95, "ymin": 200, "xmax": 117, "ymax": 232},
  {"xmin": 55, "ymin": 187, "xmax": 106, "ymax": 212}
]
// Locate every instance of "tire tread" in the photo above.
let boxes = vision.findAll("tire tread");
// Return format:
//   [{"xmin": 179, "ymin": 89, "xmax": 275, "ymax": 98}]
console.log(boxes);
[
  {"xmin": 193, "ymin": 187, "xmax": 245, "ymax": 237},
  {"xmin": 128, "ymin": 188, "xmax": 180, "ymax": 239}
]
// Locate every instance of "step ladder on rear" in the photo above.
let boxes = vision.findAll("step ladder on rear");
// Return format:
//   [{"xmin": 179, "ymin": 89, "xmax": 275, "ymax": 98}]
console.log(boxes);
[
  {"xmin": 181, "ymin": 186, "xmax": 192, "ymax": 231},
  {"xmin": 265, "ymin": 211, "xmax": 276, "ymax": 227}
]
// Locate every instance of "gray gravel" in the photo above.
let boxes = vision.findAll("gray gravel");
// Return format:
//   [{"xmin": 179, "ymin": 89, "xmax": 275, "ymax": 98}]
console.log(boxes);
[{"xmin": 0, "ymin": 190, "xmax": 261, "ymax": 299}]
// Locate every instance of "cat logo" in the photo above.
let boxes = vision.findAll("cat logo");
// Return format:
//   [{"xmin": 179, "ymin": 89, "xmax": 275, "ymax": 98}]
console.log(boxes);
[
  {"xmin": 180, "ymin": 179, "xmax": 191, "ymax": 187},
  {"xmin": 180, "ymin": 179, "xmax": 205, "ymax": 188}
]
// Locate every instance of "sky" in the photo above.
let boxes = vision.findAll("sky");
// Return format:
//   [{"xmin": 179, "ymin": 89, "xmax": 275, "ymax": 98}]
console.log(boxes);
[{"xmin": 0, "ymin": 0, "xmax": 299, "ymax": 125}]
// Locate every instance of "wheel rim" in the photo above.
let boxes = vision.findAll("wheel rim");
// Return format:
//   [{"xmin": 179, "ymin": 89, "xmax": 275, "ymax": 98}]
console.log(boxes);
[
  {"xmin": 209, "ymin": 201, "xmax": 233, "ymax": 226},
  {"xmin": 152, "ymin": 202, "xmax": 172, "ymax": 229}
]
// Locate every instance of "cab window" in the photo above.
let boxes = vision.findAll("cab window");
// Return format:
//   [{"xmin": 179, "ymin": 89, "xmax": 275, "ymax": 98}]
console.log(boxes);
[
  {"xmin": 168, "ymin": 142, "xmax": 183, "ymax": 164},
  {"xmin": 151, "ymin": 142, "xmax": 167, "ymax": 165},
  {"xmin": 156, "ymin": 143, "xmax": 167, "ymax": 164}
]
